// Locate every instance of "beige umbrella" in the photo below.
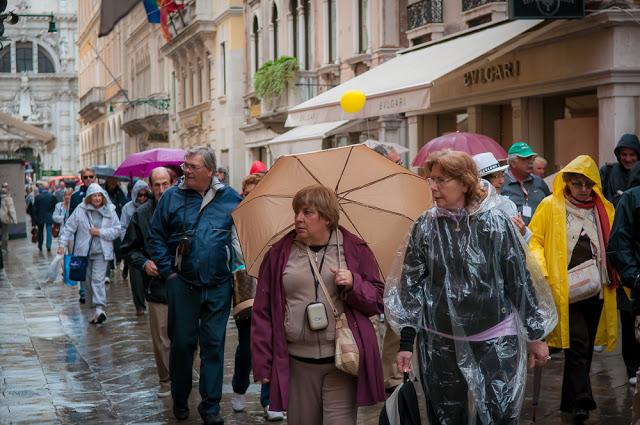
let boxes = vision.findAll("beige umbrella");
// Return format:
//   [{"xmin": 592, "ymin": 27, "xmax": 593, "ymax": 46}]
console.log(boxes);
[{"xmin": 232, "ymin": 144, "xmax": 432, "ymax": 280}]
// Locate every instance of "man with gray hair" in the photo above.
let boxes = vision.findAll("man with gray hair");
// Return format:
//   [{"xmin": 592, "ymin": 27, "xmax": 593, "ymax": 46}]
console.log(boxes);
[
  {"xmin": 501, "ymin": 142, "xmax": 550, "ymax": 225},
  {"xmin": 148, "ymin": 147, "xmax": 242, "ymax": 424}
]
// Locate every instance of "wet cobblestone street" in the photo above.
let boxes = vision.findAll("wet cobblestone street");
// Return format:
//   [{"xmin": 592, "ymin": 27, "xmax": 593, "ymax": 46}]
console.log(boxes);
[{"xmin": 0, "ymin": 237, "xmax": 634, "ymax": 424}]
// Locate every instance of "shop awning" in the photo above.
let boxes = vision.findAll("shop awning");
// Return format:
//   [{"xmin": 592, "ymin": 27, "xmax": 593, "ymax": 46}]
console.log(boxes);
[
  {"xmin": 268, "ymin": 120, "xmax": 349, "ymax": 158},
  {"xmin": 285, "ymin": 19, "xmax": 542, "ymax": 127}
]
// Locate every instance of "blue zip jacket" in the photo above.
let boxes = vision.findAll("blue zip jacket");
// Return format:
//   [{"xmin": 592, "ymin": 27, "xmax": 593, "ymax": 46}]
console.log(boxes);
[{"xmin": 147, "ymin": 177, "xmax": 242, "ymax": 286}]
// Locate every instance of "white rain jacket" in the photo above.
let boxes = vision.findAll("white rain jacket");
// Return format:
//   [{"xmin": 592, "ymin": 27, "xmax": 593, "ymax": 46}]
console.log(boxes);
[
  {"xmin": 119, "ymin": 180, "xmax": 149, "ymax": 239},
  {"xmin": 58, "ymin": 183, "xmax": 121, "ymax": 260}
]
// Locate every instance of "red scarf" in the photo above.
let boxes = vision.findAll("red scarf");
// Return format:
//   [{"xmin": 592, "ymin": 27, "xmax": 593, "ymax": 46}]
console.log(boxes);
[{"xmin": 564, "ymin": 188, "xmax": 620, "ymax": 288}]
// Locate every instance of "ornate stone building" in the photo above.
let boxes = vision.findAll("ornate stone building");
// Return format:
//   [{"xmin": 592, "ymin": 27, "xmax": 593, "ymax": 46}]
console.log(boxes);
[{"xmin": 0, "ymin": 0, "xmax": 79, "ymax": 175}]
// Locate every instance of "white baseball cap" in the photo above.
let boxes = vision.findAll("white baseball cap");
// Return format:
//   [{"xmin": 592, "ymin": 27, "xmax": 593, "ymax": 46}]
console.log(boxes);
[{"xmin": 472, "ymin": 152, "xmax": 509, "ymax": 177}]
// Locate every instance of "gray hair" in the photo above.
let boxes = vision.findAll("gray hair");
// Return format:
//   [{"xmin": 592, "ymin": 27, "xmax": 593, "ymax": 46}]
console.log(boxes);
[
  {"xmin": 372, "ymin": 145, "xmax": 388, "ymax": 157},
  {"xmin": 534, "ymin": 156, "xmax": 547, "ymax": 166},
  {"xmin": 185, "ymin": 146, "xmax": 217, "ymax": 171},
  {"xmin": 149, "ymin": 166, "xmax": 173, "ymax": 185},
  {"xmin": 80, "ymin": 167, "xmax": 95, "ymax": 175},
  {"xmin": 508, "ymin": 154, "xmax": 519, "ymax": 164},
  {"xmin": 217, "ymin": 166, "xmax": 228, "ymax": 175}
]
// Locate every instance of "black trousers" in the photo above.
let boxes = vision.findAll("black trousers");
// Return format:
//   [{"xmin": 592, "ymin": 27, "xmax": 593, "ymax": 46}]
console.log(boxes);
[
  {"xmin": 620, "ymin": 309, "xmax": 640, "ymax": 379},
  {"xmin": 560, "ymin": 295, "xmax": 603, "ymax": 413},
  {"xmin": 128, "ymin": 267, "xmax": 147, "ymax": 310}
]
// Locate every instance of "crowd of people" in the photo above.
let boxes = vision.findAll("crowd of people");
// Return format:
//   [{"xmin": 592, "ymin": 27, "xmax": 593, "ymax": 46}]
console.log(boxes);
[{"xmin": 5, "ymin": 134, "xmax": 638, "ymax": 425}]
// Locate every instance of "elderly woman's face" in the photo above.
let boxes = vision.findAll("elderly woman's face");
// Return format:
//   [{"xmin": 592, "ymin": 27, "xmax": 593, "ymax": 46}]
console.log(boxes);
[
  {"xmin": 294, "ymin": 205, "xmax": 330, "ymax": 243},
  {"xmin": 567, "ymin": 175, "xmax": 595, "ymax": 202},
  {"xmin": 89, "ymin": 193, "xmax": 104, "ymax": 208},
  {"xmin": 428, "ymin": 164, "xmax": 468, "ymax": 210}
]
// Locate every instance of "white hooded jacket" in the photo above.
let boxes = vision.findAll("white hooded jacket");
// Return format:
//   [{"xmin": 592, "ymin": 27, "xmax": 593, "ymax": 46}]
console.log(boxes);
[{"xmin": 58, "ymin": 183, "xmax": 121, "ymax": 260}]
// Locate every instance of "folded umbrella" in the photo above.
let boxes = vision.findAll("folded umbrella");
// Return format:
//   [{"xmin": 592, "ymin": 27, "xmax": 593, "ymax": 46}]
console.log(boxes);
[
  {"xmin": 412, "ymin": 132, "xmax": 508, "ymax": 167},
  {"xmin": 114, "ymin": 148, "xmax": 186, "ymax": 178},
  {"xmin": 232, "ymin": 144, "xmax": 432, "ymax": 280}
]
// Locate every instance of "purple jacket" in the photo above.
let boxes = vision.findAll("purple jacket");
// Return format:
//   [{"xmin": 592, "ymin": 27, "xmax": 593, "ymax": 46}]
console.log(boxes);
[{"xmin": 251, "ymin": 227, "xmax": 386, "ymax": 411}]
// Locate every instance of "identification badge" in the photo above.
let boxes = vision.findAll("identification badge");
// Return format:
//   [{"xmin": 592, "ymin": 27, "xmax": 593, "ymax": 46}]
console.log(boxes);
[{"xmin": 522, "ymin": 205, "xmax": 532, "ymax": 218}]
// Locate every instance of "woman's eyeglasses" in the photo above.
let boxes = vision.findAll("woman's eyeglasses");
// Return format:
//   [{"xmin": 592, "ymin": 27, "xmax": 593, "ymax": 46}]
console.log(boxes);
[
  {"xmin": 569, "ymin": 180, "xmax": 595, "ymax": 190},
  {"xmin": 137, "ymin": 192, "xmax": 148, "ymax": 198},
  {"xmin": 427, "ymin": 177, "xmax": 454, "ymax": 187}
]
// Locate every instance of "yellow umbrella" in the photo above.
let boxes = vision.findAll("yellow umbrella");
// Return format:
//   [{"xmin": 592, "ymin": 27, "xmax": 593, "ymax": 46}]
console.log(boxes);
[{"xmin": 232, "ymin": 144, "xmax": 432, "ymax": 280}]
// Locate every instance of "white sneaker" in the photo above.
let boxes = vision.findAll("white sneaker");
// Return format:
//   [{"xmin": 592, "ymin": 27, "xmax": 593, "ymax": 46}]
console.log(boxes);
[
  {"xmin": 231, "ymin": 392, "xmax": 246, "ymax": 412},
  {"xmin": 104, "ymin": 276, "xmax": 111, "ymax": 284},
  {"xmin": 157, "ymin": 386, "xmax": 171, "ymax": 398},
  {"xmin": 192, "ymin": 368, "xmax": 199, "ymax": 384},
  {"xmin": 593, "ymin": 345, "xmax": 605, "ymax": 352},
  {"xmin": 629, "ymin": 377, "xmax": 637, "ymax": 386},
  {"xmin": 264, "ymin": 406, "xmax": 284, "ymax": 422}
]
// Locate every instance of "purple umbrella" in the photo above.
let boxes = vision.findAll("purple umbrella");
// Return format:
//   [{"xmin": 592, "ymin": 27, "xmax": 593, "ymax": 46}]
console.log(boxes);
[
  {"xmin": 114, "ymin": 148, "xmax": 186, "ymax": 178},
  {"xmin": 411, "ymin": 132, "xmax": 508, "ymax": 167}
]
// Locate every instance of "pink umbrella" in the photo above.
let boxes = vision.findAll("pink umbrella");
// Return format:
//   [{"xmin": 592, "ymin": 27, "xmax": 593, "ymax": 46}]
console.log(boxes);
[
  {"xmin": 411, "ymin": 132, "xmax": 508, "ymax": 167},
  {"xmin": 114, "ymin": 148, "xmax": 186, "ymax": 178}
]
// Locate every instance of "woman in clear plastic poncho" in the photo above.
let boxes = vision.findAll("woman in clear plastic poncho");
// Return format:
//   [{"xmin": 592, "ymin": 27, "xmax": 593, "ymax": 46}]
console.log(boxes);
[{"xmin": 385, "ymin": 150, "xmax": 558, "ymax": 425}]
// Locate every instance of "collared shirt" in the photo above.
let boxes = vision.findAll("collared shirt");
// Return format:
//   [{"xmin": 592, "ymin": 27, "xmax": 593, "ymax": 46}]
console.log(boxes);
[{"xmin": 501, "ymin": 168, "xmax": 551, "ymax": 225}]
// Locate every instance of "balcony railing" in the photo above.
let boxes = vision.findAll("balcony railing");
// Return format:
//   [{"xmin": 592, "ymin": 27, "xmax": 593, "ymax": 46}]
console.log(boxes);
[
  {"xmin": 462, "ymin": 0, "xmax": 503, "ymax": 12},
  {"xmin": 169, "ymin": 0, "xmax": 197, "ymax": 39},
  {"xmin": 261, "ymin": 72, "xmax": 319, "ymax": 115},
  {"xmin": 407, "ymin": 0, "xmax": 443, "ymax": 30},
  {"xmin": 122, "ymin": 95, "xmax": 170, "ymax": 136},
  {"xmin": 79, "ymin": 87, "xmax": 104, "ymax": 111}
]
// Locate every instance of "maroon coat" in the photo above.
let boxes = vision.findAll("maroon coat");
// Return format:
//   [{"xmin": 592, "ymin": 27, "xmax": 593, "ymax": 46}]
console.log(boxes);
[{"xmin": 251, "ymin": 227, "xmax": 386, "ymax": 411}]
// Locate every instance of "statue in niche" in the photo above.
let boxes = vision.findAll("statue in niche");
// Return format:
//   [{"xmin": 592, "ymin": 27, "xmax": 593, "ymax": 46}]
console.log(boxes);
[{"xmin": 15, "ymin": 76, "xmax": 36, "ymax": 120}]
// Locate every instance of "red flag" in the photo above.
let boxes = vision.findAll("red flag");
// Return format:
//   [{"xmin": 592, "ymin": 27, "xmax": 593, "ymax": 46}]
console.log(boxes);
[{"xmin": 158, "ymin": 0, "xmax": 184, "ymax": 42}]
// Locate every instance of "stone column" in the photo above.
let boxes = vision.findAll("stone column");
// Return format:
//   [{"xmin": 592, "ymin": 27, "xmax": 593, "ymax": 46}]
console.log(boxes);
[
  {"xmin": 407, "ymin": 115, "xmax": 419, "ymax": 171},
  {"xmin": 597, "ymin": 83, "xmax": 640, "ymax": 165},
  {"xmin": 467, "ymin": 105, "xmax": 482, "ymax": 133},
  {"xmin": 322, "ymin": 0, "xmax": 329, "ymax": 65},
  {"xmin": 511, "ymin": 98, "xmax": 529, "ymax": 145},
  {"xmin": 297, "ymin": 4, "xmax": 306, "ymax": 70}
]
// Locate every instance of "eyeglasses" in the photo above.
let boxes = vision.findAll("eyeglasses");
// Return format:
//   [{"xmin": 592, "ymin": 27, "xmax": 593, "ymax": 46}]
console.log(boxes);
[
  {"xmin": 137, "ymin": 192, "xmax": 148, "ymax": 198},
  {"xmin": 569, "ymin": 180, "xmax": 595, "ymax": 190},
  {"xmin": 180, "ymin": 162, "xmax": 205, "ymax": 172},
  {"xmin": 427, "ymin": 177, "xmax": 454, "ymax": 187},
  {"xmin": 82, "ymin": 175, "xmax": 95, "ymax": 180}
]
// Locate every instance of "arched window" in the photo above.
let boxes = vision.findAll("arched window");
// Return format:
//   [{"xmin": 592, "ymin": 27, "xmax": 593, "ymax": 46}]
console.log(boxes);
[
  {"xmin": 272, "ymin": 3, "xmax": 279, "ymax": 59},
  {"xmin": 0, "ymin": 46, "xmax": 10, "ymax": 72},
  {"xmin": 303, "ymin": 0, "xmax": 310, "ymax": 69},
  {"xmin": 38, "ymin": 46, "xmax": 55, "ymax": 73},
  {"xmin": 16, "ymin": 42, "xmax": 33, "ymax": 73},
  {"xmin": 327, "ymin": 0, "xmax": 336, "ymax": 63},
  {"xmin": 252, "ymin": 16, "xmax": 260, "ymax": 72},
  {"xmin": 289, "ymin": 0, "xmax": 298, "ymax": 59}
]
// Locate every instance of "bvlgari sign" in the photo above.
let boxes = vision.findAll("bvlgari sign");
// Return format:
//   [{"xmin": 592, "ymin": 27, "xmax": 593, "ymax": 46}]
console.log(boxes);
[
  {"xmin": 464, "ymin": 60, "xmax": 521, "ymax": 87},
  {"xmin": 509, "ymin": 0, "xmax": 585, "ymax": 19}
]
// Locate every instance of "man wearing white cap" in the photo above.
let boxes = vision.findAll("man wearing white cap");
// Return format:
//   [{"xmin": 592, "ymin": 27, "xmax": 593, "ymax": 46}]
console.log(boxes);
[{"xmin": 473, "ymin": 152, "xmax": 531, "ymax": 242}]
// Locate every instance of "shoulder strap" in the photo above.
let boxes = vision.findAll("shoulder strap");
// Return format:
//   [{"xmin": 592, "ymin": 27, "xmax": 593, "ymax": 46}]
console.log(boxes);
[{"xmin": 306, "ymin": 245, "xmax": 338, "ymax": 317}]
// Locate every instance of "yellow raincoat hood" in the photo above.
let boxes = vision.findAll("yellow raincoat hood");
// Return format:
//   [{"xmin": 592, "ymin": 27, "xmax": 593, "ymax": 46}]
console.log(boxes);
[{"xmin": 529, "ymin": 155, "xmax": 618, "ymax": 351}]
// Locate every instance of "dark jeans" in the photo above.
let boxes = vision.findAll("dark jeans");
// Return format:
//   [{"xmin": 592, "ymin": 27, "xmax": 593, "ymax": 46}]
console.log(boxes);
[
  {"xmin": 167, "ymin": 275, "xmax": 231, "ymax": 418},
  {"xmin": 560, "ymin": 295, "xmax": 603, "ymax": 413},
  {"xmin": 620, "ymin": 309, "xmax": 640, "ymax": 379},
  {"xmin": 37, "ymin": 223, "xmax": 52, "ymax": 250},
  {"xmin": 128, "ymin": 267, "xmax": 146, "ymax": 310},
  {"xmin": 231, "ymin": 316, "xmax": 271, "ymax": 408}
]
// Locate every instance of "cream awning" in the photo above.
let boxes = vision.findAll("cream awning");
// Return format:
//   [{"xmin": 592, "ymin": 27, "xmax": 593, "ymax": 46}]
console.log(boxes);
[
  {"xmin": 268, "ymin": 120, "xmax": 349, "ymax": 159},
  {"xmin": 285, "ymin": 19, "xmax": 542, "ymax": 127}
]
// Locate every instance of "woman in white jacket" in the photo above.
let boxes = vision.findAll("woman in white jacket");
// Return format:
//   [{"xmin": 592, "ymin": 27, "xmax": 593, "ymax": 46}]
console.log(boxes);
[{"xmin": 57, "ymin": 183, "xmax": 121, "ymax": 324}]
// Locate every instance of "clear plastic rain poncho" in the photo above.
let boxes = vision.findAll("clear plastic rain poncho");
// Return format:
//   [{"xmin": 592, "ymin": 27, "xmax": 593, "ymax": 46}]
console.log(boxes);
[{"xmin": 385, "ymin": 181, "xmax": 557, "ymax": 425}]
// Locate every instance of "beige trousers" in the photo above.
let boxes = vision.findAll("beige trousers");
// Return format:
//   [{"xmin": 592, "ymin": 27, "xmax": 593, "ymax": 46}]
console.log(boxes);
[
  {"xmin": 287, "ymin": 356, "xmax": 357, "ymax": 425},
  {"xmin": 381, "ymin": 321, "xmax": 403, "ymax": 389},
  {"xmin": 148, "ymin": 301, "xmax": 170, "ymax": 386}
]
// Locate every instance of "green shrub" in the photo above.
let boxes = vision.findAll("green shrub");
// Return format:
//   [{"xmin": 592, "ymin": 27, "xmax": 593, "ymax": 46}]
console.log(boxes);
[{"xmin": 253, "ymin": 56, "xmax": 299, "ymax": 99}]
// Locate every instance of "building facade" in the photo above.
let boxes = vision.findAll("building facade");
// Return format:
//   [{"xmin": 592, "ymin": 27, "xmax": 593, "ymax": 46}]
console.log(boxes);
[
  {"xmin": 161, "ymin": 0, "xmax": 246, "ymax": 189},
  {"xmin": 0, "ymin": 0, "xmax": 79, "ymax": 175},
  {"xmin": 77, "ymin": 0, "xmax": 127, "ymax": 168},
  {"xmin": 241, "ymin": 0, "xmax": 409, "ymax": 166},
  {"xmin": 284, "ymin": 0, "xmax": 640, "ymax": 173}
]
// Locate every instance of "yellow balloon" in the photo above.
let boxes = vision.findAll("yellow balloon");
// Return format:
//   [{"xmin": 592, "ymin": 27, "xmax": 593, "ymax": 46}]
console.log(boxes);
[{"xmin": 340, "ymin": 90, "xmax": 366, "ymax": 114}]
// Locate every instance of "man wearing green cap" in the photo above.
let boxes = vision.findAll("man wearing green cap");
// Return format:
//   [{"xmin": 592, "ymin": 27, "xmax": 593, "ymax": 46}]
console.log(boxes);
[{"xmin": 501, "ymin": 141, "xmax": 551, "ymax": 225}]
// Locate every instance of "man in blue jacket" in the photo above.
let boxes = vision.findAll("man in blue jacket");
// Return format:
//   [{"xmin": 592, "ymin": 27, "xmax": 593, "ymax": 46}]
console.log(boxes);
[
  {"xmin": 33, "ymin": 183, "xmax": 57, "ymax": 252},
  {"xmin": 148, "ymin": 147, "xmax": 242, "ymax": 425}
]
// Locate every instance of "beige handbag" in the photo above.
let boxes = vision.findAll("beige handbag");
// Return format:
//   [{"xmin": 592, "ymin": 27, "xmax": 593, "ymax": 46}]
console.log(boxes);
[
  {"xmin": 306, "ymin": 232, "xmax": 360, "ymax": 376},
  {"xmin": 567, "ymin": 258, "xmax": 601, "ymax": 304}
]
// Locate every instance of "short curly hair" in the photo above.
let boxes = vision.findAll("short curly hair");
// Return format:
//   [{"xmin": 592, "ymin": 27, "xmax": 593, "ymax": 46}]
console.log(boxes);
[
  {"xmin": 424, "ymin": 150, "xmax": 486, "ymax": 207},
  {"xmin": 292, "ymin": 185, "xmax": 340, "ymax": 231}
]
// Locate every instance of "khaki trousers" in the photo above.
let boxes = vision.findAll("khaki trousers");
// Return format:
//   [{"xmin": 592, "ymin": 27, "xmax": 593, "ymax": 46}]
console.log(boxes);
[
  {"xmin": 381, "ymin": 321, "xmax": 403, "ymax": 389},
  {"xmin": 287, "ymin": 356, "xmax": 357, "ymax": 425},
  {"xmin": 148, "ymin": 301, "xmax": 170, "ymax": 386}
]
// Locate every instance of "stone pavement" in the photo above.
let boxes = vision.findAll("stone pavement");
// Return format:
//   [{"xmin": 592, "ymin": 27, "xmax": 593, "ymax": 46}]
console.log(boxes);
[{"xmin": 0, "ymin": 237, "xmax": 634, "ymax": 424}]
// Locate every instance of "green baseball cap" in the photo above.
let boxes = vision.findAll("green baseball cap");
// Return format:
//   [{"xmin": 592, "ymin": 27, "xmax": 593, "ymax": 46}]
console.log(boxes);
[{"xmin": 508, "ymin": 141, "xmax": 536, "ymax": 158}]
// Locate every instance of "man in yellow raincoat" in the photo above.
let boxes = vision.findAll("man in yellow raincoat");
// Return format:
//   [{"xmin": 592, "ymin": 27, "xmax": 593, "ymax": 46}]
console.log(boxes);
[{"xmin": 529, "ymin": 155, "xmax": 618, "ymax": 424}]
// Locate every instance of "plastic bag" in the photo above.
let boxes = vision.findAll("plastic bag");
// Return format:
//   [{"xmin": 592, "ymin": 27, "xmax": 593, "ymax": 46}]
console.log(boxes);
[{"xmin": 46, "ymin": 254, "xmax": 64, "ymax": 283}]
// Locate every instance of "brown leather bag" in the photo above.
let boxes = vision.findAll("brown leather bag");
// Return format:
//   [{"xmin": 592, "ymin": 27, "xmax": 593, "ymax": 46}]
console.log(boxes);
[
  {"xmin": 232, "ymin": 269, "xmax": 256, "ymax": 321},
  {"xmin": 30, "ymin": 227, "xmax": 38, "ymax": 243}
]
